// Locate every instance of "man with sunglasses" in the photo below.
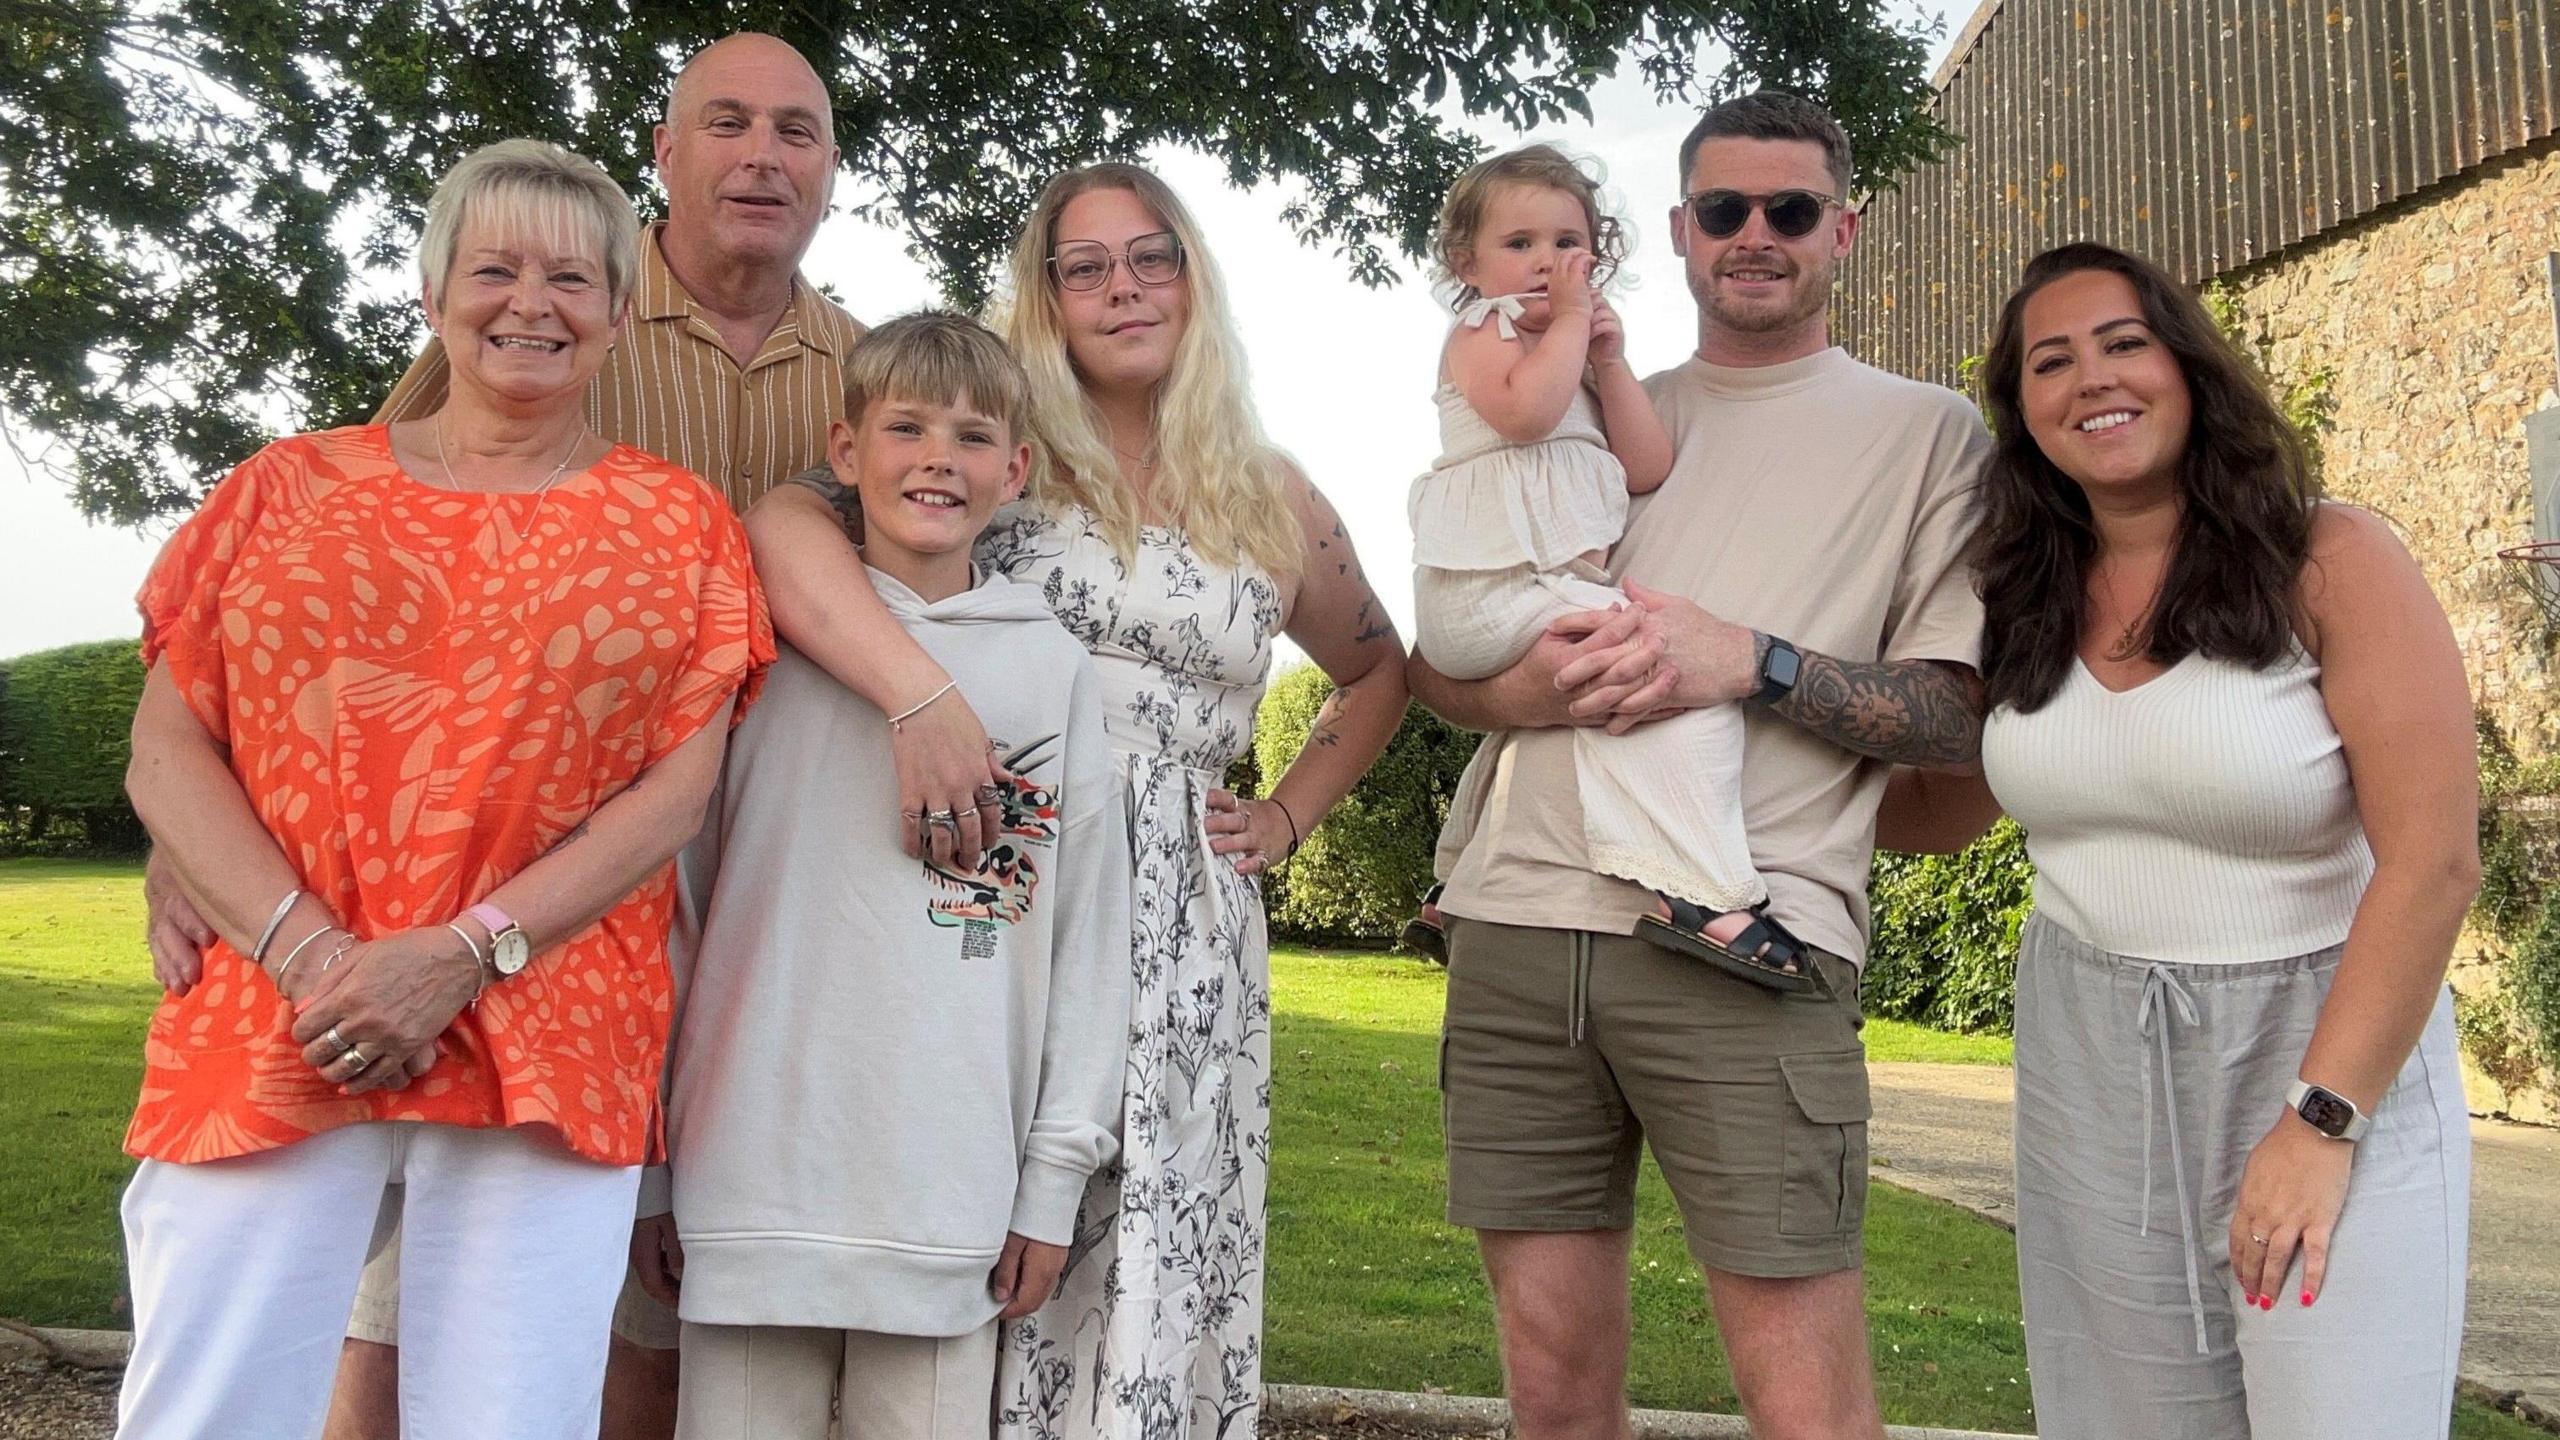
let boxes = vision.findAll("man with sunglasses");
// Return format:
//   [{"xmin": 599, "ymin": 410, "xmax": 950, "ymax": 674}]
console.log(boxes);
[{"xmin": 1409, "ymin": 91, "xmax": 1990, "ymax": 1440}]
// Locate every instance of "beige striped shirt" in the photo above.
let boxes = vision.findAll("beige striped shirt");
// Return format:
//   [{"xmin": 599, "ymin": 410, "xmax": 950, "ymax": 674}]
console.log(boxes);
[{"xmin": 376, "ymin": 223, "xmax": 866, "ymax": 511}]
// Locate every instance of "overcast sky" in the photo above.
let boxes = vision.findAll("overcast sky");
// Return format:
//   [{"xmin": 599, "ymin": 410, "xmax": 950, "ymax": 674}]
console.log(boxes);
[{"xmin": 0, "ymin": 12, "xmax": 1965, "ymax": 661}]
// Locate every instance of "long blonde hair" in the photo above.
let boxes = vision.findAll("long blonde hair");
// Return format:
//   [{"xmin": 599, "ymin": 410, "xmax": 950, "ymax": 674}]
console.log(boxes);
[{"xmin": 992, "ymin": 162, "xmax": 1302, "ymax": 581}]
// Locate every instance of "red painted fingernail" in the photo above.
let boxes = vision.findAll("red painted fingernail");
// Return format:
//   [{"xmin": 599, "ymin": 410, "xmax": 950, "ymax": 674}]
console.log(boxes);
[
  {"xmin": 2260, "ymin": 1295, "xmax": 2275, "ymax": 1311},
  {"xmin": 2300, "ymin": 1291, "xmax": 2314, "ymax": 1307}
]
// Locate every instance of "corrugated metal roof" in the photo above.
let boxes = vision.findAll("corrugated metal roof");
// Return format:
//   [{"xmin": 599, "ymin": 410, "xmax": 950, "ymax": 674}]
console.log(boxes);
[{"xmin": 1839, "ymin": 0, "xmax": 2560, "ymax": 387}]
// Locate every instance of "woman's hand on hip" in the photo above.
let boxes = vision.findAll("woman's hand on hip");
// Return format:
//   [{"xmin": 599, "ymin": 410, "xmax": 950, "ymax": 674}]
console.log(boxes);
[
  {"xmin": 290, "ymin": 929, "xmax": 482, "ymax": 1095},
  {"xmin": 891, "ymin": 685, "xmax": 1009, "ymax": 872},
  {"xmin": 2229, "ymin": 1109, "xmax": 2355, "ymax": 1310},
  {"xmin": 1205, "ymin": 789, "xmax": 1294, "ymax": 877}
]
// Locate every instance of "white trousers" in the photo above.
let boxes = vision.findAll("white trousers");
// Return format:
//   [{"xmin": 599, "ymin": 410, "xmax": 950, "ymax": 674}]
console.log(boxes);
[
  {"xmin": 675, "ymin": 1321, "xmax": 998, "ymax": 1440},
  {"xmin": 117, "ymin": 1121, "xmax": 640, "ymax": 1440}
]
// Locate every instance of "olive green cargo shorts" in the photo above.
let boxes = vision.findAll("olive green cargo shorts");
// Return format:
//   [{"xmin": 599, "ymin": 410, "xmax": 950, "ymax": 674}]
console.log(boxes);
[{"xmin": 1439, "ymin": 918, "xmax": 1871, "ymax": 1278}]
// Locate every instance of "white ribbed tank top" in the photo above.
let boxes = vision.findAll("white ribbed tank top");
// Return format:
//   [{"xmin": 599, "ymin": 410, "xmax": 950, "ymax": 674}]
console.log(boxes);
[{"xmin": 1980, "ymin": 647, "xmax": 2374, "ymax": 963}]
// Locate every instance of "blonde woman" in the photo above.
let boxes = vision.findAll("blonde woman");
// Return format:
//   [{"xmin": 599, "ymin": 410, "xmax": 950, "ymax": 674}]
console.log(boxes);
[
  {"xmin": 744, "ymin": 161, "xmax": 1406, "ymax": 1437},
  {"xmin": 116, "ymin": 138, "xmax": 768, "ymax": 1439}
]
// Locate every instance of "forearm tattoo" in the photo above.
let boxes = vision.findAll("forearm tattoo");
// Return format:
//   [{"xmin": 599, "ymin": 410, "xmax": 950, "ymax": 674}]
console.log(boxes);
[
  {"xmin": 1308, "ymin": 687, "xmax": 1350, "ymax": 749},
  {"xmin": 782, "ymin": 466, "xmax": 863, "ymax": 542},
  {"xmin": 1770, "ymin": 651, "xmax": 1984, "ymax": 769}
]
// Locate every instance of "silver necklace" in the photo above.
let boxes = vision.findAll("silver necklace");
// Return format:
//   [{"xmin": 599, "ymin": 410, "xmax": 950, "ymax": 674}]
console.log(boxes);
[{"xmin": 433, "ymin": 417, "xmax": 584, "ymax": 542}]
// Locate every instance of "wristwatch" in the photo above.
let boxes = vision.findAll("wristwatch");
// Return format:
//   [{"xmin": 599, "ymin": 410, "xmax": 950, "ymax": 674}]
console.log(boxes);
[
  {"xmin": 464, "ymin": 902, "xmax": 532, "ymax": 979},
  {"xmin": 1754, "ymin": 634, "xmax": 1802, "ymax": 705},
  {"xmin": 2286, "ymin": 1079, "xmax": 2370, "ymax": 1141}
]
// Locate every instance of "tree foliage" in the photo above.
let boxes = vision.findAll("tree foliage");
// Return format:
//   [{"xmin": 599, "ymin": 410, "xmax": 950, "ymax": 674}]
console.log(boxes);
[
  {"xmin": 1253, "ymin": 660, "xmax": 1482, "ymax": 947},
  {"xmin": 3, "ymin": 0, "xmax": 1950, "ymax": 524}
]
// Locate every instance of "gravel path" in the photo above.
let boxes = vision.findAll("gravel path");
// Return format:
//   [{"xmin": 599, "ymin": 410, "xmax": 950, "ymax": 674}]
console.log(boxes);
[{"xmin": 0, "ymin": 1360, "xmax": 115, "ymax": 1440}]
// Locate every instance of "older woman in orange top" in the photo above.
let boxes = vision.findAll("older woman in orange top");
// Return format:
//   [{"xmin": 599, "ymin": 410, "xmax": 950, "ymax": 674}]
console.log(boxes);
[{"xmin": 115, "ymin": 138, "xmax": 770, "ymax": 1440}]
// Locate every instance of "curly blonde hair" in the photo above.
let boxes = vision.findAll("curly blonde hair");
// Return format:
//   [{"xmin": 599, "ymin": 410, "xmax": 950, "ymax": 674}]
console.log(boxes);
[{"xmin": 1427, "ymin": 144, "xmax": 1628, "ymax": 307}]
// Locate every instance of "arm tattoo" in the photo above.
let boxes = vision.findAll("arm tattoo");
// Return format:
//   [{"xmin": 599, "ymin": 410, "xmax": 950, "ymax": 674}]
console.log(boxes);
[
  {"xmin": 1351, "ymin": 597, "xmax": 1395, "ymax": 646},
  {"xmin": 1769, "ymin": 651, "xmax": 1984, "ymax": 769},
  {"xmin": 1308, "ymin": 687, "xmax": 1350, "ymax": 749},
  {"xmin": 782, "ymin": 465, "xmax": 863, "ymax": 542}
]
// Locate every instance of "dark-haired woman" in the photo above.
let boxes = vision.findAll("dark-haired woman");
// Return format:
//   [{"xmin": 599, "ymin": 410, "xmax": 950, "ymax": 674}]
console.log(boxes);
[{"xmin": 1889, "ymin": 242, "xmax": 2475, "ymax": 1438}]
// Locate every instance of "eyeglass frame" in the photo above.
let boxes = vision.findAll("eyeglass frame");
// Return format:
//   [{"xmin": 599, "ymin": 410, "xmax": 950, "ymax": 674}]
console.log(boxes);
[
  {"xmin": 1677, "ymin": 188, "xmax": 1849, "ymax": 240},
  {"xmin": 1044, "ymin": 231, "xmax": 1188, "ymax": 292}
]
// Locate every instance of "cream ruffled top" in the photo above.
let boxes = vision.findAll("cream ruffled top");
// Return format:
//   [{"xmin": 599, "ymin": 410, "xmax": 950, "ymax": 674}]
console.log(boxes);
[{"xmin": 1409, "ymin": 293, "xmax": 1630, "ymax": 572}]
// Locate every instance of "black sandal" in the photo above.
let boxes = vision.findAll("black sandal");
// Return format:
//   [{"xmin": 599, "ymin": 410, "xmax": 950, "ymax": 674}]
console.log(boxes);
[
  {"xmin": 1399, "ymin": 883, "xmax": 1450, "ymax": 966},
  {"xmin": 1638, "ymin": 894, "xmax": 1828, "ymax": 996}
]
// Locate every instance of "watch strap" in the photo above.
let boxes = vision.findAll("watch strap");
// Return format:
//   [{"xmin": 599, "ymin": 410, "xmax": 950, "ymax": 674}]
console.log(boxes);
[{"xmin": 464, "ymin": 902, "xmax": 517, "ymax": 939}]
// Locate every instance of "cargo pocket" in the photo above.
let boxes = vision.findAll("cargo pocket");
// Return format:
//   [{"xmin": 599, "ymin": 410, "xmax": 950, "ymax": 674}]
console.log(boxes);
[{"xmin": 1777, "ymin": 1051, "xmax": 1872, "ymax": 1237}]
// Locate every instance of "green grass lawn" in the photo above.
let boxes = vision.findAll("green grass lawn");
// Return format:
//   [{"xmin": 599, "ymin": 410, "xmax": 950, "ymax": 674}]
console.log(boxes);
[
  {"xmin": 0, "ymin": 861, "xmax": 2536, "ymax": 1437},
  {"xmin": 0, "ymin": 857, "xmax": 154, "ymax": 1331}
]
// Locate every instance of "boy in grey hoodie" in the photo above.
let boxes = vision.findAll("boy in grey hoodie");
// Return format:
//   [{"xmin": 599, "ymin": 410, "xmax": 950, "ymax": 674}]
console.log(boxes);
[{"xmin": 635, "ymin": 312, "xmax": 1132, "ymax": 1440}]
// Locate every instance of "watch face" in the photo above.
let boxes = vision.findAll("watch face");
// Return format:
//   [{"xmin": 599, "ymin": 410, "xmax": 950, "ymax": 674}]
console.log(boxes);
[
  {"xmin": 493, "ymin": 929, "xmax": 532, "ymax": 975},
  {"xmin": 2298, "ymin": 1087, "xmax": 2355, "ymax": 1136},
  {"xmin": 1770, "ymin": 647, "xmax": 1801, "ymax": 687}
]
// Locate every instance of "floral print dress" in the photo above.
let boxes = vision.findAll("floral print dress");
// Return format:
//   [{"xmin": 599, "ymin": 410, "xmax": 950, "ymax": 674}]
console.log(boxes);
[{"xmin": 981, "ymin": 501, "xmax": 1283, "ymax": 1440}]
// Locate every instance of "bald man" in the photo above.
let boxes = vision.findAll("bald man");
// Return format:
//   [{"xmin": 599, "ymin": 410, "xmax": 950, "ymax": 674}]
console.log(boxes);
[{"xmin": 126, "ymin": 32, "xmax": 863, "ymax": 1440}]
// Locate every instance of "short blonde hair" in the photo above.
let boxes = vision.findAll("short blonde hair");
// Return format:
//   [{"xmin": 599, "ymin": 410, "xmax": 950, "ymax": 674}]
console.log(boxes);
[
  {"xmin": 990, "ymin": 162, "xmax": 1303, "ymax": 582},
  {"xmin": 1428, "ymin": 143, "xmax": 1628, "ymax": 307},
  {"xmin": 418, "ymin": 139, "xmax": 640, "ymax": 308},
  {"xmin": 840, "ymin": 310, "xmax": 1030, "ymax": 438}
]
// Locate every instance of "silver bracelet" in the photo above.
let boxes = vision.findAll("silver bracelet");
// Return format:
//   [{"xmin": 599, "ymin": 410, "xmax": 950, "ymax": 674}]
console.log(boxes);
[
  {"xmin": 319, "ymin": 934, "xmax": 359, "ymax": 972},
  {"xmin": 271, "ymin": 924, "xmax": 341, "ymax": 988},
  {"xmin": 446, "ymin": 921, "xmax": 495, "ymax": 992},
  {"xmin": 252, "ymin": 888, "xmax": 305, "ymax": 964},
  {"xmin": 887, "ymin": 680, "xmax": 959, "ymax": 732}
]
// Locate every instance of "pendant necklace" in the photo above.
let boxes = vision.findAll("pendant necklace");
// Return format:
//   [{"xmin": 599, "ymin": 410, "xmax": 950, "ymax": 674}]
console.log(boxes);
[{"xmin": 434, "ymin": 417, "xmax": 584, "ymax": 545}]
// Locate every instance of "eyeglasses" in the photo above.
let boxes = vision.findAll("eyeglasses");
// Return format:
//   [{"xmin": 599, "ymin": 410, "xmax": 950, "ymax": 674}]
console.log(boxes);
[
  {"xmin": 1682, "ymin": 189, "xmax": 1843, "ymax": 240},
  {"xmin": 1046, "ymin": 232, "xmax": 1186, "ymax": 292}
]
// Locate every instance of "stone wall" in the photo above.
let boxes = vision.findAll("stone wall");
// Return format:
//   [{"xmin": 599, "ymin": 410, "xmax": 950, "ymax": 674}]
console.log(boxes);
[{"xmin": 2228, "ymin": 134, "xmax": 2560, "ymax": 1121}]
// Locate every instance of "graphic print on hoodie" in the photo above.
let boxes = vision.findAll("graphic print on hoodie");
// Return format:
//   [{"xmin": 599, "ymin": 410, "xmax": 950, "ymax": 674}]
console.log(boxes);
[{"xmin": 926, "ymin": 733, "xmax": 1062, "ymax": 951}]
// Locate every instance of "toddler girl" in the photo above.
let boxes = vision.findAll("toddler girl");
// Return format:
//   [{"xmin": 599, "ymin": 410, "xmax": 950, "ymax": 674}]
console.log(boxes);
[{"xmin": 1407, "ymin": 144, "xmax": 1810, "ymax": 986}]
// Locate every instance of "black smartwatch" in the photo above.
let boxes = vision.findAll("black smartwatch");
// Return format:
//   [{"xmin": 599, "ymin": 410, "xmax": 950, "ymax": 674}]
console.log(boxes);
[{"xmin": 1754, "ymin": 634, "xmax": 1802, "ymax": 705}]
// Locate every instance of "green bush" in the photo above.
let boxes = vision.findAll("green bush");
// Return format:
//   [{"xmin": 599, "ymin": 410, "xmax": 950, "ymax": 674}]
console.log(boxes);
[
  {"xmin": 2467, "ymin": 709, "xmax": 2560, "ymax": 1093},
  {"xmin": 1252, "ymin": 661, "xmax": 1481, "ymax": 947},
  {"xmin": 1864, "ymin": 820, "xmax": 2033, "ymax": 1035},
  {"xmin": 0, "ymin": 639, "xmax": 148, "ymax": 853}
]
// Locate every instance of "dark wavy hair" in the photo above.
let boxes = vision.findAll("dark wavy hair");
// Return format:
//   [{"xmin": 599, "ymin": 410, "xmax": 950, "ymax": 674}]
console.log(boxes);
[{"xmin": 1973, "ymin": 243, "xmax": 2318, "ymax": 713}]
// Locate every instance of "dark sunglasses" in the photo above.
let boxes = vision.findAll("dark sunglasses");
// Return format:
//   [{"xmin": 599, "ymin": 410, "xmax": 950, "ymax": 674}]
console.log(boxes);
[{"xmin": 1683, "ymin": 188, "xmax": 1842, "ymax": 240}]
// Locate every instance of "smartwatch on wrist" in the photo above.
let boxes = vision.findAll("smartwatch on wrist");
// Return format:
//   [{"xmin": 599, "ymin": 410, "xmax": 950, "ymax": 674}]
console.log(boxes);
[
  {"xmin": 1754, "ymin": 634, "xmax": 1802, "ymax": 706},
  {"xmin": 2286, "ymin": 1079, "xmax": 2370, "ymax": 1141},
  {"xmin": 464, "ymin": 902, "xmax": 532, "ymax": 979}
]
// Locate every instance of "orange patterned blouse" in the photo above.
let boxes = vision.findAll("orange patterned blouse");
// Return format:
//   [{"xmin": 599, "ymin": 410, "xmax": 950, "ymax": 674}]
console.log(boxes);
[{"xmin": 126, "ymin": 425, "xmax": 772, "ymax": 1167}]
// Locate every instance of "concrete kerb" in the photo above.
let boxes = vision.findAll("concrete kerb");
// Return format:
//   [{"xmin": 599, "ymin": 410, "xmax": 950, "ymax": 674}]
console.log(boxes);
[
  {"xmin": 2, "ymin": 1331, "xmax": 2039, "ymax": 1438},
  {"xmin": 27, "ymin": 1327, "xmax": 2540, "ymax": 1436},
  {"xmin": 1264, "ymin": 1383, "xmax": 2030, "ymax": 1440},
  {"xmin": 0, "ymin": 1324, "xmax": 128, "ymax": 1372}
]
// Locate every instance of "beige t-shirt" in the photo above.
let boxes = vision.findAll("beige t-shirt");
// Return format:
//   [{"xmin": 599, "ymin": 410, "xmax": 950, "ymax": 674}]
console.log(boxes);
[{"xmin": 1435, "ymin": 346, "xmax": 1990, "ymax": 964}]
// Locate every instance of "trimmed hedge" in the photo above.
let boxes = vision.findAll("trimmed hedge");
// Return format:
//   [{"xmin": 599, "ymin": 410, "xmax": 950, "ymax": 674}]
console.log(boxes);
[
  {"xmin": 0, "ymin": 639, "xmax": 148, "ymax": 852},
  {"xmin": 1863, "ymin": 821, "xmax": 2033, "ymax": 1035},
  {"xmin": 1252, "ymin": 661, "xmax": 1482, "ymax": 947}
]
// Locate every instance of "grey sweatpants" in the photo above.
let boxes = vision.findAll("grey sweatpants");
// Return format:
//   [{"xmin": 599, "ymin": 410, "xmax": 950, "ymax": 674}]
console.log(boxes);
[{"xmin": 2013, "ymin": 914, "xmax": 2469, "ymax": 1440}]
